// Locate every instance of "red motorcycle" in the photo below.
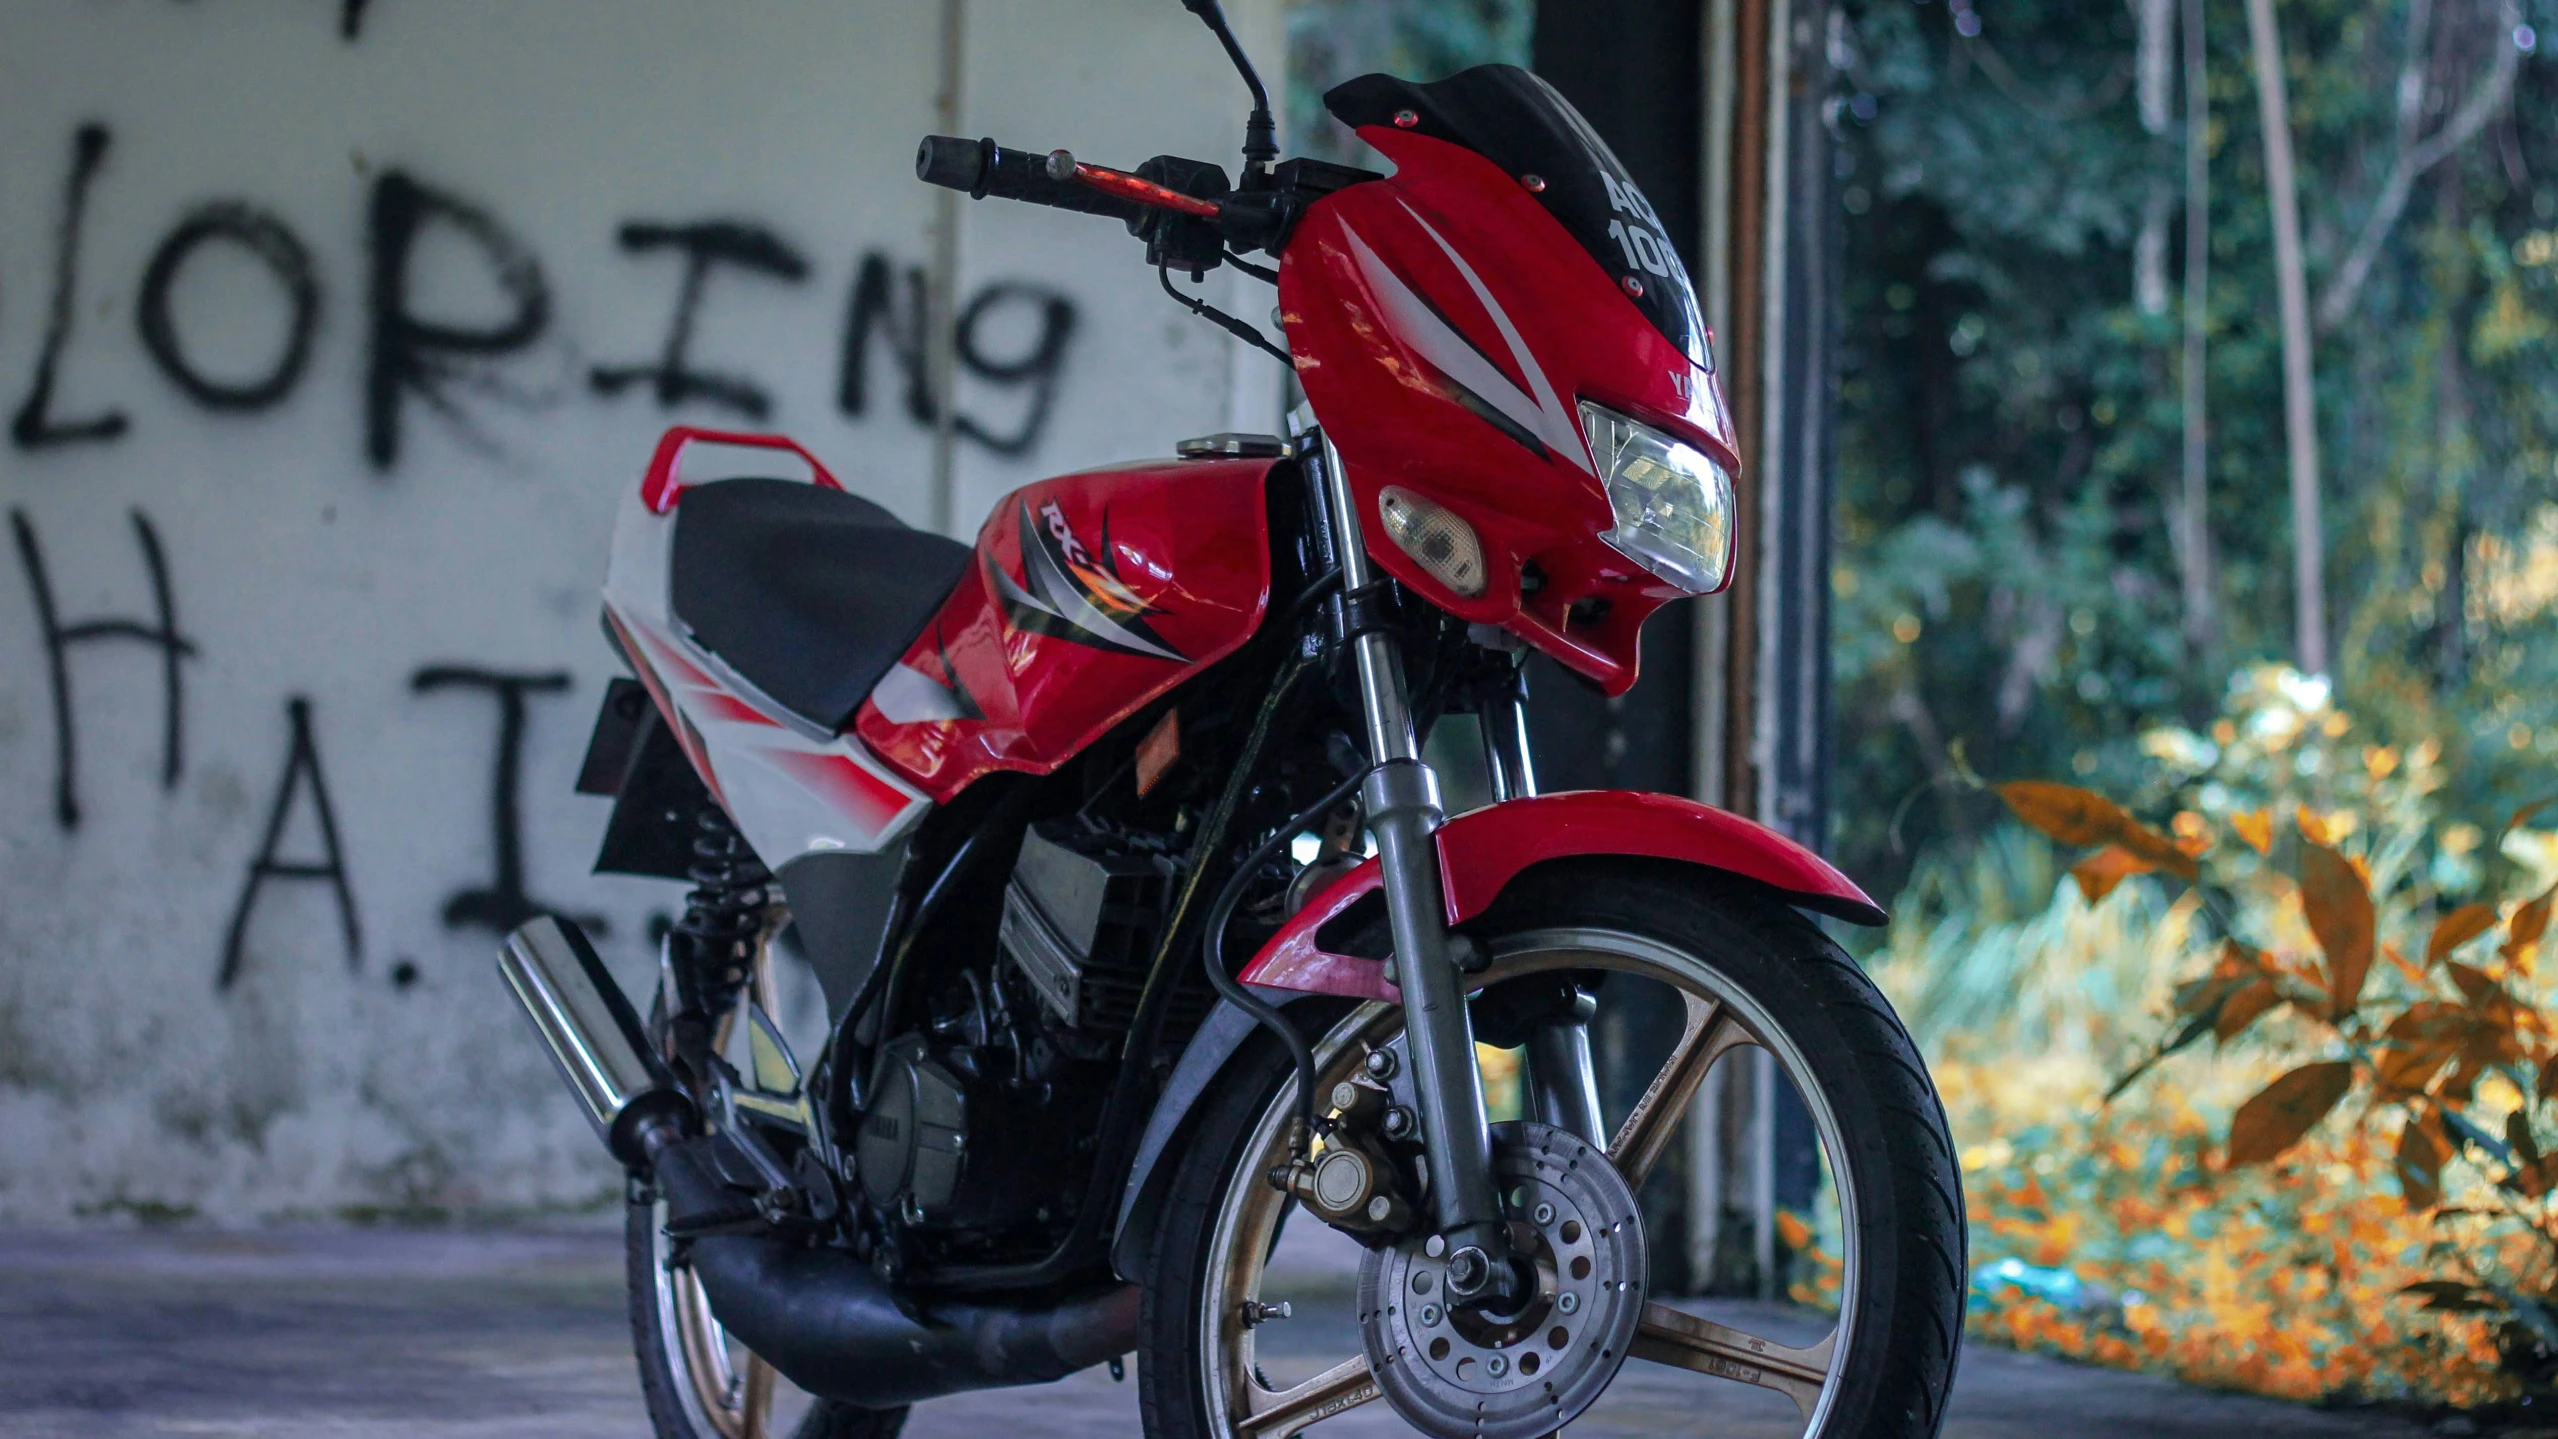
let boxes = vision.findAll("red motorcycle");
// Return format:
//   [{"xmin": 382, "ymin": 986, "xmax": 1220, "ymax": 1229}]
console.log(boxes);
[{"xmin": 500, "ymin": 6, "xmax": 1962, "ymax": 1436}]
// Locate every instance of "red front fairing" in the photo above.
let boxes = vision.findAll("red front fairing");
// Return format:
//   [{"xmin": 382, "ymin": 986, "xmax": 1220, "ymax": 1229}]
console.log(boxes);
[
  {"xmin": 855, "ymin": 457, "xmax": 1278, "ymax": 802},
  {"xmin": 1281, "ymin": 127, "xmax": 1740, "ymax": 695}
]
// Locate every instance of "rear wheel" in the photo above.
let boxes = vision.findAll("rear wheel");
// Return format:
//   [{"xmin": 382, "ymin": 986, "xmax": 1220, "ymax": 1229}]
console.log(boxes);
[
  {"xmin": 624, "ymin": 1196, "xmax": 909, "ymax": 1439},
  {"xmin": 626, "ymin": 934, "xmax": 908, "ymax": 1439},
  {"xmin": 1136, "ymin": 862, "xmax": 1965, "ymax": 1438}
]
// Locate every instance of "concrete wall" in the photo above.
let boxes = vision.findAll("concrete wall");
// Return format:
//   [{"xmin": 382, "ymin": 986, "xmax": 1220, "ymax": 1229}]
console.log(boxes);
[{"xmin": 0, "ymin": 0, "xmax": 1285, "ymax": 1223}]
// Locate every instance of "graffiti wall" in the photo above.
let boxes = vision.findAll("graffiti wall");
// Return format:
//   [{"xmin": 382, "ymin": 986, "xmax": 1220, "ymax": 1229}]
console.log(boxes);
[{"xmin": 0, "ymin": 0, "xmax": 1286, "ymax": 1221}]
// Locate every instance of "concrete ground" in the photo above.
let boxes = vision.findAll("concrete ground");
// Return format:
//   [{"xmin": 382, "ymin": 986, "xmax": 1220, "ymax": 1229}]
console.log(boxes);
[{"xmin": 0, "ymin": 1226, "xmax": 2439, "ymax": 1439}]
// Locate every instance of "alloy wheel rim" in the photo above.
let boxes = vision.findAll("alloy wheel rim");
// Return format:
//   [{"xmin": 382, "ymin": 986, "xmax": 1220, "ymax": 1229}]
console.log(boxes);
[{"xmin": 1195, "ymin": 929, "xmax": 1862, "ymax": 1437}]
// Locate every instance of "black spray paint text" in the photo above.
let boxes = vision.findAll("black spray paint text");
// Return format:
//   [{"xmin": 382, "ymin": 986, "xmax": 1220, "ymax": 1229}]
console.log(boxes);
[{"xmin": 10, "ymin": 123, "xmax": 1083, "ymax": 469}]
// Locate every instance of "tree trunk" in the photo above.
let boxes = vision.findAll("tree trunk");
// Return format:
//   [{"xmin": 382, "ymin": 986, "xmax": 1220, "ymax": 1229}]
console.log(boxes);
[
  {"xmin": 2245, "ymin": 0, "xmax": 2326, "ymax": 676},
  {"xmin": 2134, "ymin": 0, "xmax": 2174, "ymax": 315},
  {"xmin": 2178, "ymin": 0, "xmax": 2215, "ymax": 666}
]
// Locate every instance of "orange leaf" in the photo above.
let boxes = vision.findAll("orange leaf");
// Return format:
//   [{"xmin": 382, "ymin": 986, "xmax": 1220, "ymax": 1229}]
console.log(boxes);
[
  {"xmin": 2215, "ymin": 978, "xmax": 2282, "ymax": 1041},
  {"xmin": 2375, "ymin": 1002, "xmax": 2465, "ymax": 1093},
  {"xmin": 1999, "ymin": 781, "xmax": 2132, "ymax": 847},
  {"xmin": 2070, "ymin": 845, "xmax": 2154, "ymax": 903},
  {"xmin": 2505, "ymin": 885, "xmax": 2556, "ymax": 964},
  {"xmin": 2509, "ymin": 797, "xmax": 2558, "ymax": 835},
  {"xmin": 2226, "ymin": 1060, "xmax": 2354, "ymax": 1167},
  {"xmin": 2232, "ymin": 809, "xmax": 2273, "ymax": 853},
  {"xmin": 2441, "ymin": 1055, "xmax": 2487, "ymax": 1102},
  {"xmin": 1996, "ymin": 781, "xmax": 2199, "ymax": 881},
  {"xmin": 2444, "ymin": 964, "xmax": 2528, "ymax": 1068},
  {"xmin": 2171, "ymin": 970, "xmax": 2252, "ymax": 1020},
  {"xmin": 2299, "ymin": 840, "xmax": 2375, "ymax": 1020},
  {"xmin": 2296, "ymin": 805, "xmax": 2334, "ymax": 845},
  {"xmin": 2396, "ymin": 1114, "xmax": 2448, "ymax": 1209},
  {"xmin": 2510, "ymin": 1110, "xmax": 2545, "ymax": 1170},
  {"xmin": 2115, "ymin": 820, "xmax": 2203, "ymax": 882},
  {"xmin": 2427, "ymin": 903, "xmax": 2499, "ymax": 967}
]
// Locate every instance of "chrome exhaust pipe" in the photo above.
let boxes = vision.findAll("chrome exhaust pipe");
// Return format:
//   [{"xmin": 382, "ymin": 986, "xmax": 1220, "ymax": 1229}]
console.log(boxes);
[{"xmin": 498, "ymin": 916, "xmax": 693, "ymax": 1165}]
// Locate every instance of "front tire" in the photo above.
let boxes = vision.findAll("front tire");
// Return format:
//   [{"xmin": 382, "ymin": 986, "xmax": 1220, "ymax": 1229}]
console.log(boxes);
[{"xmin": 1136, "ymin": 862, "xmax": 1965, "ymax": 1438}]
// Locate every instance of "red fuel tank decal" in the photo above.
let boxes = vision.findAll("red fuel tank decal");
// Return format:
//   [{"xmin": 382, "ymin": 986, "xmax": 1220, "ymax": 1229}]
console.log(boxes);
[{"xmin": 855, "ymin": 457, "xmax": 1280, "ymax": 803}]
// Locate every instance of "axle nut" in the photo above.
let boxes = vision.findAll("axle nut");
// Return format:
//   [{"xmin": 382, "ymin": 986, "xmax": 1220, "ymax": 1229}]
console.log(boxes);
[{"xmin": 1445, "ymin": 1245, "xmax": 1492, "ymax": 1296}]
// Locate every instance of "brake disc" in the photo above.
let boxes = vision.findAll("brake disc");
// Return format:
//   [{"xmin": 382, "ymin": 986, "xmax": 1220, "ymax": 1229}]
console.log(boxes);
[{"xmin": 1356, "ymin": 1120, "xmax": 1646, "ymax": 1439}]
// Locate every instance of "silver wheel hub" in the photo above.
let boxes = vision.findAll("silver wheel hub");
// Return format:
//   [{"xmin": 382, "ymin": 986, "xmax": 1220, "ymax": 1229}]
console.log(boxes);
[{"xmin": 1357, "ymin": 1120, "xmax": 1645, "ymax": 1439}]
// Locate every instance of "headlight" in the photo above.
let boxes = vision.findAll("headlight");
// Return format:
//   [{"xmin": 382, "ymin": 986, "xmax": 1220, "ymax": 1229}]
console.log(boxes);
[
  {"xmin": 1578, "ymin": 400, "xmax": 1735, "ymax": 593},
  {"xmin": 1377, "ymin": 486, "xmax": 1488, "ymax": 597}
]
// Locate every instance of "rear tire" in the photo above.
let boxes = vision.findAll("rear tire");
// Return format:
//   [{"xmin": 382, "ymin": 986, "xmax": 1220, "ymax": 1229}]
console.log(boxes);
[
  {"xmin": 1136, "ymin": 862, "xmax": 1965, "ymax": 1438},
  {"xmin": 626, "ymin": 1194, "xmax": 910, "ymax": 1439}
]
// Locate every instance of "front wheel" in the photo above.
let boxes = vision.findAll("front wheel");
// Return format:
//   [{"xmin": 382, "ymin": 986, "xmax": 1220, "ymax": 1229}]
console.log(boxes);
[{"xmin": 1136, "ymin": 862, "xmax": 1966, "ymax": 1438}]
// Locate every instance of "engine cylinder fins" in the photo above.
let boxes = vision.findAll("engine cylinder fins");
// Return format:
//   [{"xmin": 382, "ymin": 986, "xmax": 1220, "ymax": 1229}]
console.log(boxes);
[{"xmin": 998, "ymin": 817, "xmax": 1204, "ymax": 1040}]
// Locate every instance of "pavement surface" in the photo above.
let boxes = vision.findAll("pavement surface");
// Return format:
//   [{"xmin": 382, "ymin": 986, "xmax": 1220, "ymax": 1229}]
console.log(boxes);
[{"xmin": 0, "ymin": 1225, "xmax": 2440, "ymax": 1438}]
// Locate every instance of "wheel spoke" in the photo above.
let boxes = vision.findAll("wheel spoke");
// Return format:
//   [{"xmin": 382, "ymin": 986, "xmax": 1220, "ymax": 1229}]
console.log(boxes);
[
  {"xmin": 1237, "ymin": 1355, "xmax": 1381, "ymax": 1438},
  {"xmin": 1628, "ymin": 1301, "xmax": 1833, "ymax": 1417},
  {"xmin": 740, "ymin": 1353, "xmax": 777, "ymax": 1439},
  {"xmin": 1607, "ymin": 994, "xmax": 1749, "ymax": 1188}
]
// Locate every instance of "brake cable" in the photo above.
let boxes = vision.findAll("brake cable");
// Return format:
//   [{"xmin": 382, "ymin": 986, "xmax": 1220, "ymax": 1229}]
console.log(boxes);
[
  {"xmin": 1159, "ymin": 263, "xmax": 1291, "ymax": 365},
  {"xmin": 1224, "ymin": 248, "xmax": 1279, "ymax": 284},
  {"xmin": 1201, "ymin": 762, "xmax": 1375, "ymax": 1157}
]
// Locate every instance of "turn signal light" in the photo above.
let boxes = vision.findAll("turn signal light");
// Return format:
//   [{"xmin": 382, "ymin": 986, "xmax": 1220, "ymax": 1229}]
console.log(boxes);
[{"xmin": 1377, "ymin": 487, "xmax": 1488, "ymax": 598}]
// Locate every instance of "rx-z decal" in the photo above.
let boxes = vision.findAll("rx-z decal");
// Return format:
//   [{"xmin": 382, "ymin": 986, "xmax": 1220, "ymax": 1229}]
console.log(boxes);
[{"xmin": 988, "ymin": 499, "xmax": 1187, "ymax": 661}]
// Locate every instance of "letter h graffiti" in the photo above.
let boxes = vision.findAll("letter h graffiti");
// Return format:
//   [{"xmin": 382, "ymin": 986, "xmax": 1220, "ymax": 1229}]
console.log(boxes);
[{"xmin": 10, "ymin": 509, "xmax": 196, "ymax": 830}]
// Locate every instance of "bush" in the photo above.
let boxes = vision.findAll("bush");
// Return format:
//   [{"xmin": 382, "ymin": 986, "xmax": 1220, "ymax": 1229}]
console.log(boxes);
[{"xmin": 1876, "ymin": 665, "xmax": 2558, "ymax": 1406}]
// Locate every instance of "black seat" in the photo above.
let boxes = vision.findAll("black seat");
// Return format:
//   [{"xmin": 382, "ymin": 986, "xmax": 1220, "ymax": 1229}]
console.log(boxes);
[{"xmin": 669, "ymin": 478, "xmax": 973, "ymax": 732}]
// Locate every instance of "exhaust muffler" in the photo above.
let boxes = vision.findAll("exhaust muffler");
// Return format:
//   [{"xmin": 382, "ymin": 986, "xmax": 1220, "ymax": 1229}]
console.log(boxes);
[{"xmin": 497, "ymin": 915, "xmax": 693, "ymax": 1165}]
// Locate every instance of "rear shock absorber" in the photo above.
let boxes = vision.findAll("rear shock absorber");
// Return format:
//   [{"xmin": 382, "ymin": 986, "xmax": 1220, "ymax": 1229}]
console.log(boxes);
[{"xmin": 667, "ymin": 805, "xmax": 772, "ymax": 1079}]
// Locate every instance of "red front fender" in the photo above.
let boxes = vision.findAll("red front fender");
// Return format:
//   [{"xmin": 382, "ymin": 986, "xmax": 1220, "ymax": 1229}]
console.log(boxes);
[{"xmin": 1237, "ymin": 790, "xmax": 1884, "ymax": 1001}]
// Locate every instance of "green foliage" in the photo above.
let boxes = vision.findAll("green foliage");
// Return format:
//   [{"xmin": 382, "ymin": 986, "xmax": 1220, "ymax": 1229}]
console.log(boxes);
[
  {"xmin": 1833, "ymin": 0, "xmax": 2558, "ymax": 894},
  {"xmin": 1284, "ymin": 0, "xmax": 1532, "ymax": 163}
]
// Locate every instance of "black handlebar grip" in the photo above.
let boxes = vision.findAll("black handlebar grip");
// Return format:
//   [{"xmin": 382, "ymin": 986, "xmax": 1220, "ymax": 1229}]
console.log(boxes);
[
  {"xmin": 914, "ymin": 135, "xmax": 992, "ymax": 193},
  {"xmin": 914, "ymin": 135, "xmax": 1151, "ymax": 226}
]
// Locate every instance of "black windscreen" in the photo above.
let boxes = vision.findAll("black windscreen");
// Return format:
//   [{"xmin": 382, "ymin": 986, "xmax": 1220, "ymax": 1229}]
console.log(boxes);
[{"xmin": 1326, "ymin": 64, "xmax": 1709, "ymax": 369}]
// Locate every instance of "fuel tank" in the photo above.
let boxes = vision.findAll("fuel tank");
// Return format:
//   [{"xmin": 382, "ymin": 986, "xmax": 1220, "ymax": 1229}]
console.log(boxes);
[{"xmin": 854, "ymin": 456, "xmax": 1282, "ymax": 803}]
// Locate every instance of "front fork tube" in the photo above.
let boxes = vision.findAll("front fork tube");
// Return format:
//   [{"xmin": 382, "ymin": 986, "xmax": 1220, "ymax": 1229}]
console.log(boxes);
[
  {"xmin": 1477, "ymin": 678, "xmax": 1606, "ymax": 1148},
  {"xmin": 1313, "ymin": 435, "xmax": 1511, "ymax": 1292}
]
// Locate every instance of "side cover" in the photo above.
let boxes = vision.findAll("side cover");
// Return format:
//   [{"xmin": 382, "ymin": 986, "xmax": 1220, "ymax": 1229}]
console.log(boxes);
[
  {"xmin": 601, "ymin": 428, "xmax": 932, "ymax": 868},
  {"xmin": 855, "ymin": 458, "xmax": 1281, "ymax": 802}
]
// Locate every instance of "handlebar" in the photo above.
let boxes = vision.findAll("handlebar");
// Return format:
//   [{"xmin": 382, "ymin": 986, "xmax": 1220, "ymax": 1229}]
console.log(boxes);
[
  {"xmin": 916, "ymin": 134, "xmax": 1382, "ymax": 263},
  {"xmin": 914, "ymin": 136, "xmax": 1151, "ymax": 225}
]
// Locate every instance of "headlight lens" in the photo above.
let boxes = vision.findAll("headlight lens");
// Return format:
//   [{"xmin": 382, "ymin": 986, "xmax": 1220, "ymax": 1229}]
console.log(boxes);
[
  {"xmin": 1578, "ymin": 400, "xmax": 1736, "ymax": 593},
  {"xmin": 1377, "ymin": 486, "xmax": 1489, "ymax": 597}
]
